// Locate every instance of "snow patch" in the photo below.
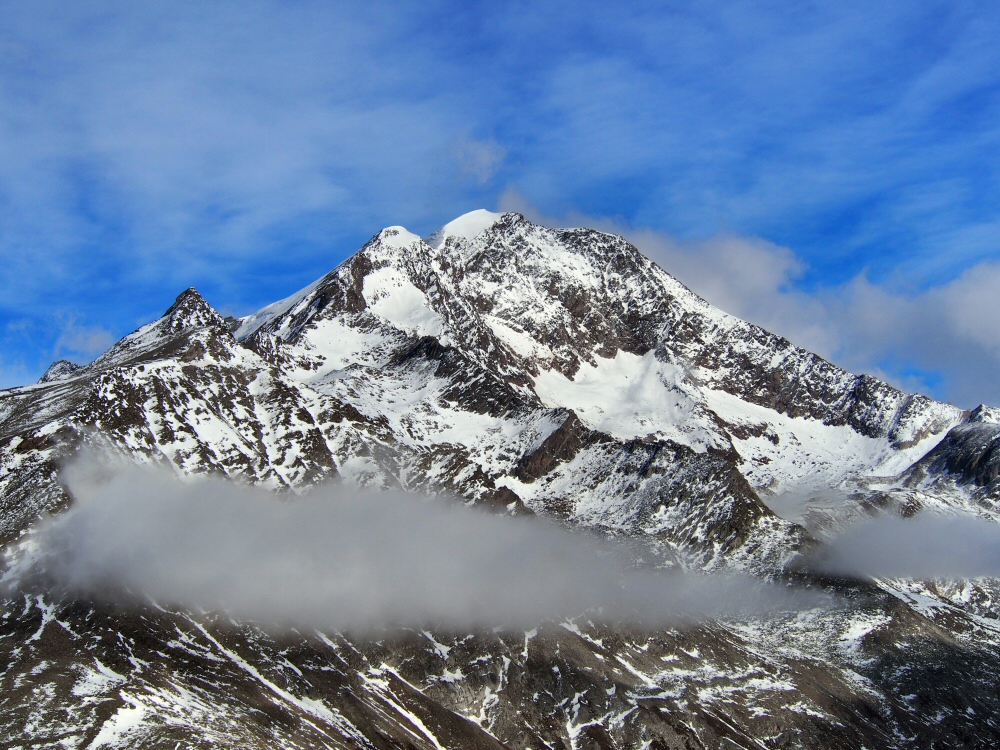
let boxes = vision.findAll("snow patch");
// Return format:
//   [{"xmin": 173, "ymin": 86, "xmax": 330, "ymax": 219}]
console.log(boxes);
[
  {"xmin": 87, "ymin": 698, "xmax": 147, "ymax": 748},
  {"xmin": 378, "ymin": 226, "xmax": 424, "ymax": 248},
  {"xmin": 363, "ymin": 267, "xmax": 444, "ymax": 338},
  {"xmin": 533, "ymin": 350, "xmax": 715, "ymax": 449},
  {"xmin": 701, "ymin": 387, "xmax": 953, "ymax": 502},
  {"xmin": 425, "ymin": 209, "xmax": 504, "ymax": 249},
  {"xmin": 233, "ymin": 275, "xmax": 325, "ymax": 340}
]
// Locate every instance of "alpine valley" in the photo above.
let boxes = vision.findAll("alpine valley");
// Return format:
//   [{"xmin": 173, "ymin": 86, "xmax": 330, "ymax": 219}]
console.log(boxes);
[{"xmin": 3, "ymin": 210, "xmax": 1000, "ymax": 749}]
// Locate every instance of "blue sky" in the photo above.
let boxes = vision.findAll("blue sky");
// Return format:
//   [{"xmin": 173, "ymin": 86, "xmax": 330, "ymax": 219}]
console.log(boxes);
[{"xmin": 2, "ymin": 2, "xmax": 1000, "ymax": 406}]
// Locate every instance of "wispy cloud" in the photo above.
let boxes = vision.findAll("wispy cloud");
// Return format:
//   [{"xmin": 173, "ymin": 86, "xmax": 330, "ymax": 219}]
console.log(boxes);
[
  {"xmin": 815, "ymin": 515, "xmax": 1000, "ymax": 579},
  {"xmin": 452, "ymin": 135, "xmax": 506, "ymax": 185},
  {"xmin": 2, "ymin": 3, "xmax": 999, "ymax": 391},
  {"xmin": 491, "ymin": 4, "xmax": 1000, "ymax": 284},
  {"xmin": 0, "ymin": 3, "xmax": 499, "ymax": 318},
  {"xmin": 53, "ymin": 316, "xmax": 115, "ymax": 362}
]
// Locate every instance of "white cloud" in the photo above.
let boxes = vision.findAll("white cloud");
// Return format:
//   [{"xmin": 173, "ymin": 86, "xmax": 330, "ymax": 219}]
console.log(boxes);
[
  {"xmin": 14, "ymin": 458, "xmax": 817, "ymax": 631},
  {"xmin": 452, "ymin": 135, "xmax": 505, "ymax": 185},
  {"xmin": 818, "ymin": 515, "xmax": 1000, "ymax": 579},
  {"xmin": 53, "ymin": 317, "xmax": 115, "ymax": 361}
]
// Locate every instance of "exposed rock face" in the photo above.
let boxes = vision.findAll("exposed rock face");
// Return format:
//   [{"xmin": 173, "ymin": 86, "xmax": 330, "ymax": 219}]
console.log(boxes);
[
  {"xmin": 2, "ymin": 210, "xmax": 1000, "ymax": 748},
  {"xmin": 913, "ymin": 422, "xmax": 1000, "ymax": 489},
  {"xmin": 38, "ymin": 359, "xmax": 82, "ymax": 383},
  {"xmin": 514, "ymin": 411, "xmax": 590, "ymax": 482}
]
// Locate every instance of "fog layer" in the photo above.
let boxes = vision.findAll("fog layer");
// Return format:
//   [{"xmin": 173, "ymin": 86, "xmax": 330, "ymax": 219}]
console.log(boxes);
[{"xmin": 10, "ymin": 460, "xmax": 813, "ymax": 631}]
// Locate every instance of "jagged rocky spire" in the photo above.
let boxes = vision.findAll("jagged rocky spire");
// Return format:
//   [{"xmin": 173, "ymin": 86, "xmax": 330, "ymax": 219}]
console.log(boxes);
[
  {"xmin": 38, "ymin": 359, "xmax": 81, "ymax": 383},
  {"xmin": 161, "ymin": 287, "xmax": 225, "ymax": 332}
]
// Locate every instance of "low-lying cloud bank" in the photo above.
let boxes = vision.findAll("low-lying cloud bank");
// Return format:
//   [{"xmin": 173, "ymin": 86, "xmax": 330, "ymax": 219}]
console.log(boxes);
[
  {"xmin": 5, "ymin": 460, "xmax": 815, "ymax": 631},
  {"xmin": 7, "ymin": 458, "xmax": 1000, "ymax": 630}
]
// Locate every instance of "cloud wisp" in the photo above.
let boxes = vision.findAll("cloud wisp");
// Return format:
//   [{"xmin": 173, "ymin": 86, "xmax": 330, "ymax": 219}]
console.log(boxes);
[
  {"xmin": 8, "ymin": 459, "xmax": 815, "ymax": 632},
  {"xmin": 814, "ymin": 515, "xmax": 1000, "ymax": 580},
  {"xmin": 9, "ymin": 457, "xmax": 1000, "ymax": 633},
  {"xmin": 53, "ymin": 315, "xmax": 116, "ymax": 362}
]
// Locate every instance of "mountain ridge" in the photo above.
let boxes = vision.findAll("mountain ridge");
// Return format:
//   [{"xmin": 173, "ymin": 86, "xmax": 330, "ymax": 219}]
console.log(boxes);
[{"xmin": 3, "ymin": 210, "xmax": 1000, "ymax": 747}]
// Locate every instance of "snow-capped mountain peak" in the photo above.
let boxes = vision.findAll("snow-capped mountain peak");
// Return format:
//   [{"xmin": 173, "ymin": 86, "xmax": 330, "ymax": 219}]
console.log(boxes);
[
  {"xmin": 424, "ymin": 208, "xmax": 506, "ymax": 249},
  {"xmin": 162, "ymin": 287, "xmax": 225, "ymax": 332},
  {"xmin": 222, "ymin": 212, "xmax": 970, "ymax": 513},
  {"xmin": 4, "ymin": 211, "xmax": 1000, "ymax": 748},
  {"xmin": 376, "ymin": 225, "xmax": 425, "ymax": 249}
]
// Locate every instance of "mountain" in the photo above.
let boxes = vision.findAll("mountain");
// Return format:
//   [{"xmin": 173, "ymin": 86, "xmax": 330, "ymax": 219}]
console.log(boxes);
[{"xmin": 3, "ymin": 210, "xmax": 1000, "ymax": 748}]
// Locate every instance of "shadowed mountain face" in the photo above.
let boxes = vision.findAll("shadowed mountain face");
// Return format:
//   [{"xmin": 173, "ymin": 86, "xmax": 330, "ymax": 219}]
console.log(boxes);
[{"xmin": 3, "ymin": 211, "xmax": 1000, "ymax": 748}]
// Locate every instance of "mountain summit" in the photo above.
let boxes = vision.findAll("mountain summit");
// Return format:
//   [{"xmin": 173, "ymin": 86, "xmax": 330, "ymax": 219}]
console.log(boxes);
[
  {"xmin": 2, "ymin": 211, "xmax": 1000, "ymax": 748},
  {"xmin": 423, "ymin": 208, "xmax": 506, "ymax": 249}
]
